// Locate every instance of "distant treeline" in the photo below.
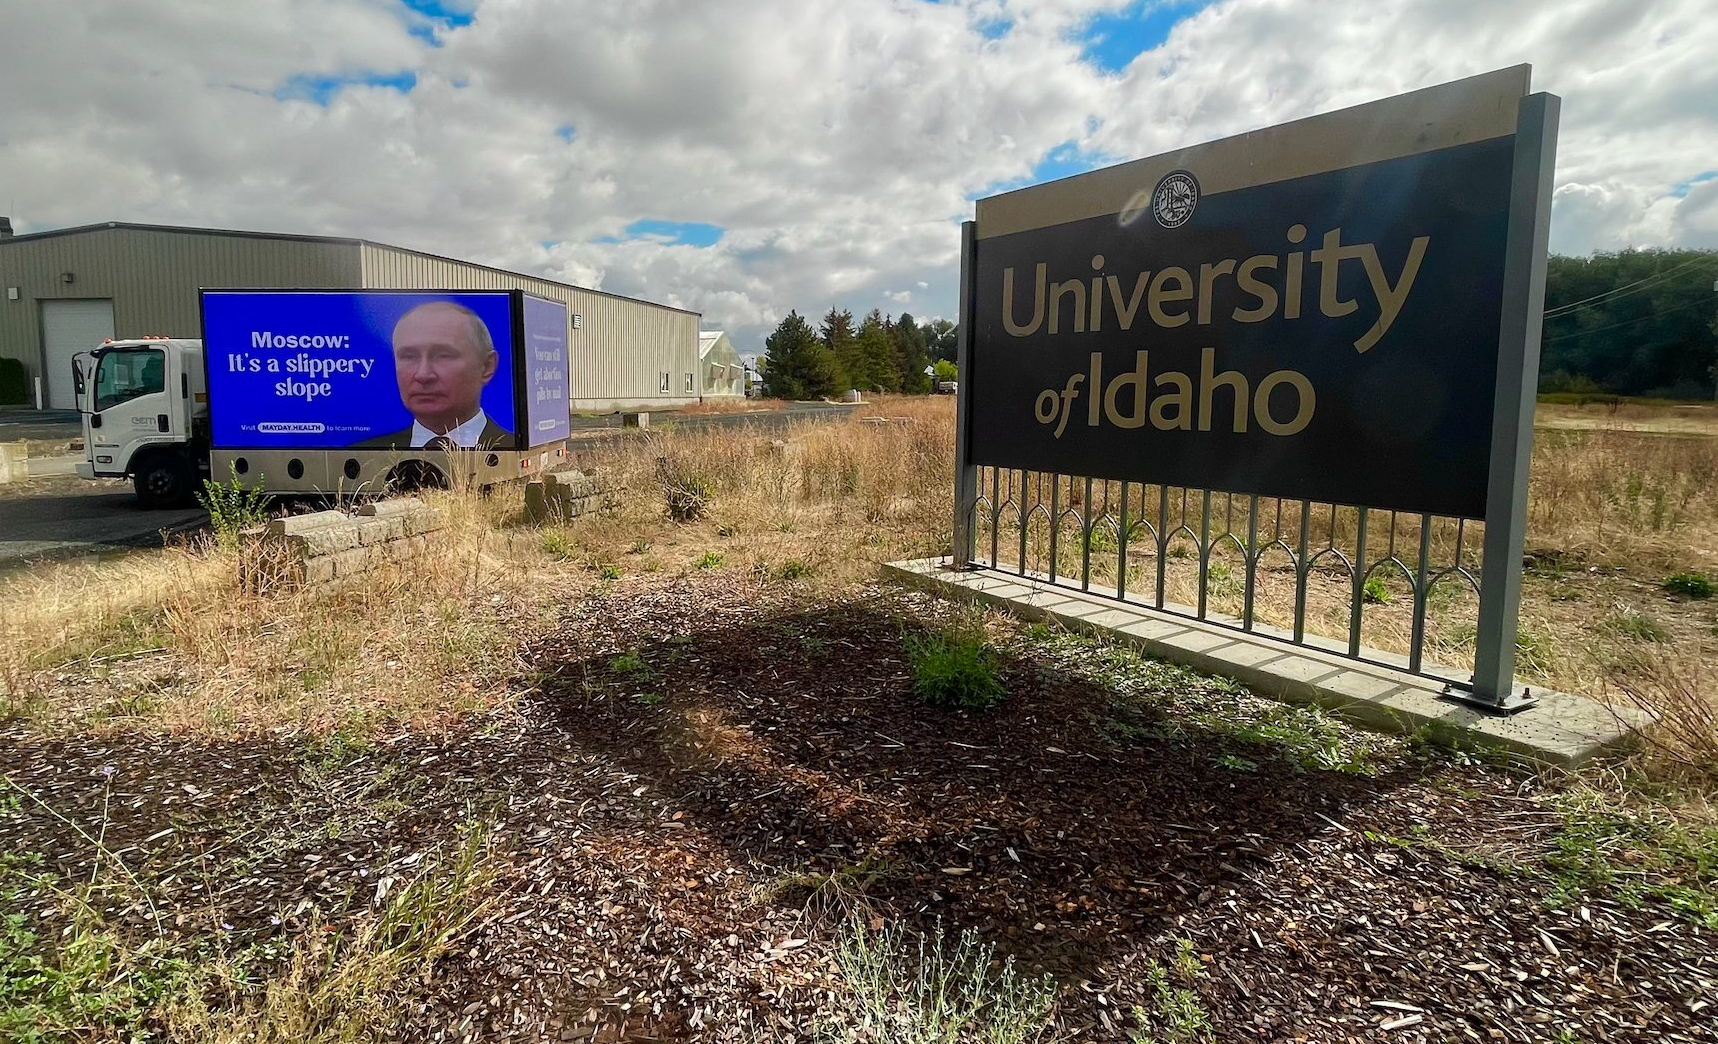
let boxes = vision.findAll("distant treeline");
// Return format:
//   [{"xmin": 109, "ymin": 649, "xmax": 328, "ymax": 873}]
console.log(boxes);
[
  {"xmin": 760, "ymin": 309, "xmax": 958, "ymax": 399},
  {"xmin": 1541, "ymin": 248, "xmax": 1718, "ymax": 399},
  {"xmin": 760, "ymin": 248, "xmax": 1718, "ymax": 401}
]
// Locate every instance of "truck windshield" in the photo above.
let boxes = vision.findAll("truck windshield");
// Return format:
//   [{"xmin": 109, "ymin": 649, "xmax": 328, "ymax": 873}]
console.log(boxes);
[{"xmin": 94, "ymin": 348, "xmax": 166, "ymax": 412}]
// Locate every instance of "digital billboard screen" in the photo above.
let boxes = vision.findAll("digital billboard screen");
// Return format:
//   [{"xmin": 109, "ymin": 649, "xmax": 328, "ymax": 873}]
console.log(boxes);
[
  {"xmin": 520, "ymin": 294, "xmax": 570, "ymax": 447},
  {"xmin": 202, "ymin": 290, "xmax": 518, "ymax": 451}
]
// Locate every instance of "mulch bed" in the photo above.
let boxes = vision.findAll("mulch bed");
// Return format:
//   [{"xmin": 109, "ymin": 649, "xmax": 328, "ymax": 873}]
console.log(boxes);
[{"xmin": 1, "ymin": 573, "xmax": 1713, "ymax": 1042}]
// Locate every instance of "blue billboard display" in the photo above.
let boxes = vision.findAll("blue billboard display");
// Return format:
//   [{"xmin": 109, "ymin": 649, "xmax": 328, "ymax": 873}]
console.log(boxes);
[
  {"xmin": 520, "ymin": 294, "xmax": 571, "ymax": 447},
  {"xmin": 202, "ymin": 291, "xmax": 519, "ymax": 451}
]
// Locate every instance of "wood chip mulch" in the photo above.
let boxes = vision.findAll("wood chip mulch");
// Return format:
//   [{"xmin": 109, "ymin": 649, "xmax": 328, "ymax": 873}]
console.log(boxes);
[{"xmin": 1, "ymin": 573, "xmax": 1712, "ymax": 1043}]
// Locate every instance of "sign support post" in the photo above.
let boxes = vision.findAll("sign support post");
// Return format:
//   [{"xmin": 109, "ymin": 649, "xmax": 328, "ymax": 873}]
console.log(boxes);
[
  {"xmin": 1468, "ymin": 91, "xmax": 1560, "ymax": 712},
  {"xmin": 952, "ymin": 219, "xmax": 979, "ymax": 568}
]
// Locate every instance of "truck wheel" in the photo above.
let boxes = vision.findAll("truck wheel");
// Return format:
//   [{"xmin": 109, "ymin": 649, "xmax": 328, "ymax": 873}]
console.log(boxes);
[
  {"xmin": 134, "ymin": 456, "xmax": 193, "ymax": 508},
  {"xmin": 385, "ymin": 460, "xmax": 446, "ymax": 494}
]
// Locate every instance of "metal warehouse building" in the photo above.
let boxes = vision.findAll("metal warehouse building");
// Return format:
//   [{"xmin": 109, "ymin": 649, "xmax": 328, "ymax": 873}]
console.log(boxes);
[{"xmin": 0, "ymin": 219, "xmax": 701, "ymax": 413}]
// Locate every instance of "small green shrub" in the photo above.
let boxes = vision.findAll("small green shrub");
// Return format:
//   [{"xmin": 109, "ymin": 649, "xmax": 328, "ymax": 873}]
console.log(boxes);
[
  {"xmin": 1130, "ymin": 939, "xmax": 1213, "ymax": 1043},
  {"xmin": 197, "ymin": 462, "xmax": 271, "ymax": 547},
  {"xmin": 608, "ymin": 651, "xmax": 650, "ymax": 677},
  {"xmin": 1664, "ymin": 572, "xmax": 1714, "ymax": 599},
  {"xmin": 597, "ymin": 564, "xmax": 622, "ymax": 580},
  {"xmin": 0, "ymin": 359, "xmax": 27, "ymax": 405},
  {"xmin": 1204, "ymin": 560, "xmax": 1241, "ymax": 600},
  {"xmin": 1362, "ymin": 575, "xmax": 1391, "ymax": 605},
  {"xmin": 695, "ymin": 550, "xmax": 724, "ymax": 570},
  {"xmin": 825, "ymin": 918, "xmax": 1055, "ymax": 1044},
  {"xmin": 904, "ymin": 626, "xmax": 1005, "ymax": 710},
  {"xmin": 1600, "ymin": 609, "xmax": 1671, "ymax": 644},
  {"xmin": 541, "ymin": 530, "xmax": 574, "ymax": 558},
  {"xmin": 778, "ymin": 558, "xmax": 812, "ymax": 580},
  {"xmin": 1087, "ymin": 525, "xmax": 1118, "ymax": 554}
]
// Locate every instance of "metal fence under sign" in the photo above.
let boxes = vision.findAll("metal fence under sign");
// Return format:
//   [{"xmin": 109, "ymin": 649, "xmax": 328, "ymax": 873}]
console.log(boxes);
[{"xmin": 952, "ymin": 67, "xmax": 1560, "ymax": 710}]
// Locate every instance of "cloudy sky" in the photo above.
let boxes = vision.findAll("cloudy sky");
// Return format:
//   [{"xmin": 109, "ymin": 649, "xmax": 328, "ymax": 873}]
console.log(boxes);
[{"xmin": 2, "ymin": 0, "xmax": 1713, "ymax": 352}]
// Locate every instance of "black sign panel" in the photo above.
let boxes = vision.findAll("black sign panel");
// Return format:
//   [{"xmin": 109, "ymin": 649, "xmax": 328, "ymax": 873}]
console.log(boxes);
[{"xmin": 969, "ymin": 138, "xmax": 1514, "ymax": 519}]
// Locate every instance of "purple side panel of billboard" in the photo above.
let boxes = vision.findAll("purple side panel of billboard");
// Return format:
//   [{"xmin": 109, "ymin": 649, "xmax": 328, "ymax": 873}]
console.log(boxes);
[{"xmin": 521, "ymin": 295, "xmax": 571, "ymax": 447}]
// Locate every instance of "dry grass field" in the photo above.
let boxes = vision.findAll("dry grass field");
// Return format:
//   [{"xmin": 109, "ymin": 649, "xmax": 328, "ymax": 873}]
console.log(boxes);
[
  {"xmin": 1, "ymin": 395, "xmax": 1714, "ymax": 1042},
  {"xmin": 1, "ymin": 393, "xmax": 1714, "ymax": 769}
]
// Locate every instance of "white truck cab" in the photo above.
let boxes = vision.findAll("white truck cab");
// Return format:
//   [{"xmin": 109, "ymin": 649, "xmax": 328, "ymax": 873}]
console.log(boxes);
[{"xmin": 73, "ymin": 337, "xmax": 210, "ymax": 506}]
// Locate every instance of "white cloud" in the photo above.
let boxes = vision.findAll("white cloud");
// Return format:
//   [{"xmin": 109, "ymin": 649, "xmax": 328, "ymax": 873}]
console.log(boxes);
[{"xmin": 1, "ymin": 0, "xmax": 1713, "ymax": 354}]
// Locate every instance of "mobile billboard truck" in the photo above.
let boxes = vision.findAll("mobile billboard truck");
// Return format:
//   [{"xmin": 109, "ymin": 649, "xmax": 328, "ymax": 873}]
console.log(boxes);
[{"xmin": 75, "ymin": 289, "xmax": 572, "ymax": 505}]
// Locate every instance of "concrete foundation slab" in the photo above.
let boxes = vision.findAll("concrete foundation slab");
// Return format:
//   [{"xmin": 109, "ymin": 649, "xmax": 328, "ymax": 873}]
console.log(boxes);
[{"xmin": 884, "ymin": 558, "xmax": 1646, "ymax": 768}]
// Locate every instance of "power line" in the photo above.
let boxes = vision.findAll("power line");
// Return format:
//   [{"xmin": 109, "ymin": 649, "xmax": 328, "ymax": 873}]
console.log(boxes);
[
  {"xmin": 1544, "ymin": 255, "xmax": 1712, "ymax": 317},
  {"xmin": 1543, "ymin": 254, "xmax": 1717, "ymax": 319},
  {"xmin": 1542, "ymin": 293, "xmax": 1718, "ymax": 344}
]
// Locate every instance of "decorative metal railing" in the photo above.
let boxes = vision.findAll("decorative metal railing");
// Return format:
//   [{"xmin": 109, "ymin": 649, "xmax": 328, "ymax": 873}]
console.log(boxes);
[{"xmin": 963, "ymin": 467, "xmax": 1492, "ymax": 689}]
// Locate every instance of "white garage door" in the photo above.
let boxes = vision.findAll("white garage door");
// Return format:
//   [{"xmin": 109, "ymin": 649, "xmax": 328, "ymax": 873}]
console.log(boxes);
[{"xmin": 41, "ymin": 299, "xmax": 115, "ymax": 410}]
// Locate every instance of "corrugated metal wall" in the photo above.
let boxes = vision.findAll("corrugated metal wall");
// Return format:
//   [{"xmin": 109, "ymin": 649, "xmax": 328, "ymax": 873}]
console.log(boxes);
[
  {"xmin": 0, "ymin": 225, "xmax": 699, "ymax": 413},
  {"xmin": 360, "ymin": 244, "xmax": 700, "ymax": 410},
  {"xmin": 0, "ymin": 226, "xmax": 360, "ymax": 400}
]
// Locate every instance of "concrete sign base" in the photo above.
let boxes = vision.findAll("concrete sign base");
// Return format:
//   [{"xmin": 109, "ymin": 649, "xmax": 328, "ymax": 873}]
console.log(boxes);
[{"xmin": 885, "ymin": 558, "xmax": 1647, "ymax": 769}]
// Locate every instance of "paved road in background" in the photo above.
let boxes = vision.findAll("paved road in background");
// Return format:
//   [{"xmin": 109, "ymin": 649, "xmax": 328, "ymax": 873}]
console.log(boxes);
[
  {"xmin": 0, "ymin": 403, "xmax": 855, "ymax": 568},
  {"xmin": 0, "ymin": 477, "xmax": 207, "ymax": 568},
  {"xmin": 0, "ymin": 408, "xmax": 82, "ymax": 449}
]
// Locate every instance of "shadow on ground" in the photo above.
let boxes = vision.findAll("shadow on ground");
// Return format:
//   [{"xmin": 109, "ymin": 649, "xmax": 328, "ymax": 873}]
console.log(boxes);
[{"xmin": 528, "ymin": 590, "xmax": 1436, "ymax": 987}]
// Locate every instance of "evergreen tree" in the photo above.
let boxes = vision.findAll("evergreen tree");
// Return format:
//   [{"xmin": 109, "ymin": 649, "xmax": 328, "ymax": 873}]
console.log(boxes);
[
  {"xmin": 762, "ymin": 311, "xmax": 841, "ymax": 400},
  {"xmin": 856, "ymin": 310, "xmax": 898, "ymax": 392},
  {"xmin": 894, "ymin": 313, "xmax": 932, "ymax": 393},
  {"xmin": 923, "ymin": 318, "xmax": 958, "ymax": 362},
  {"xmin": 820, "ymin": 308, "xmax": 860, "ymax": 392}
]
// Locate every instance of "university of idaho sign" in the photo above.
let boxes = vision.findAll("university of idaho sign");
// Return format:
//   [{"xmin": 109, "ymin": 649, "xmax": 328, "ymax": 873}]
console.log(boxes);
[{"xmin": 965, "ymin": 66, "xmax": 1549, "ymax": 520}]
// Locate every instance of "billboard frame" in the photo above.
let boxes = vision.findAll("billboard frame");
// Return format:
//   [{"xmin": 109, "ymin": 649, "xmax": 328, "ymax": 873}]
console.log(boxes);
[
  {"xmin": 200, "ymin": 287, "xmax": 565, "ymax": 454},
  {"xmin": 951, "ymin": 72, "xmax": 1560, "ymax": 712}
]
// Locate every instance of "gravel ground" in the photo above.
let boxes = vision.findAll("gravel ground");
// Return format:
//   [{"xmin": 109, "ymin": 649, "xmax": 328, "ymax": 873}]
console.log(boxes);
[{"xmin": 1, "ymin": 574, "xmax": 1712, "ymax": 1042}]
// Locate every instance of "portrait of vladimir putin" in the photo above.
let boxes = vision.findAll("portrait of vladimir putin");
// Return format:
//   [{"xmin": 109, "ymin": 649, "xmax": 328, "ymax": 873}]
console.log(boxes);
[{"xmin": 357, "ymin": 300, "xmax": 512, "ymax": 449}]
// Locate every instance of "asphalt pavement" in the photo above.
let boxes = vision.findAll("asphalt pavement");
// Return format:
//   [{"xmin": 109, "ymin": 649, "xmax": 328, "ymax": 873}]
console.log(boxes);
[
  {"xmin": 0, "ymin": 408, "xmax": 81, "ymax": 449},
  {"xmin": 0, "ymin": 476, "xmax": 207, "ymax": 568}
]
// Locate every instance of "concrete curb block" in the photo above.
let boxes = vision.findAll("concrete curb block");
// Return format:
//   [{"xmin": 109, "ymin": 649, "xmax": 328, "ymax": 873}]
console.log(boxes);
[
  {"xmin": 0, "ymin": 442, "xmax": 27, "ymax": 485},
  {"xmin": 883, "ymin": 558, "xmax": 1648, "ymax": 769},
  {"xmin": 251, "ymin": 499, "xmax": 446, "ymax": 589},
  {"xmin": 524, "ymin": 469, "xmax": 614, "ymax": 524}
]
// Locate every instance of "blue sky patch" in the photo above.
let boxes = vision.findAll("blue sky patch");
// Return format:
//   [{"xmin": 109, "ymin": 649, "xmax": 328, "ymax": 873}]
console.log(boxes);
[
  {"xmin": 1671, "ymin": 171, "xmax": 1718, "ymax": 198},
  {"xmin": 1080, "ymin": 1, "xmax": 1206, "ymax": 73},
  {"xmin": 623, "ymin": 220, "xmax": 725, "ymax": 247},
  {"xmin": 397, "ymin": 0, "xmax": 476, "ymax": 24},
  {"xmin": 398, "ymin": 0, "xmax": 475, "ymax": 44},
  {"xmin": 967, "ymin": 140, "xmax": 1108, "ymax": 201},
  {"xmin": 274, "ymin": 71, "xmax": 417, "ymax": 105},
  {"xmin": 555, "ymin": 124, "xmax": 577, "ymax": 143},
  {"xmin": 1030, "ymin": 141, "xmax": 1101, "ymax": 184}
]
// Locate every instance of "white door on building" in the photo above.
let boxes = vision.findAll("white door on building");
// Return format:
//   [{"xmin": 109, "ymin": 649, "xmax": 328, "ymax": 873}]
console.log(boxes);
[{"xmin": 41, "ymin": 299, "xmax": 115, "ymax": 410}]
